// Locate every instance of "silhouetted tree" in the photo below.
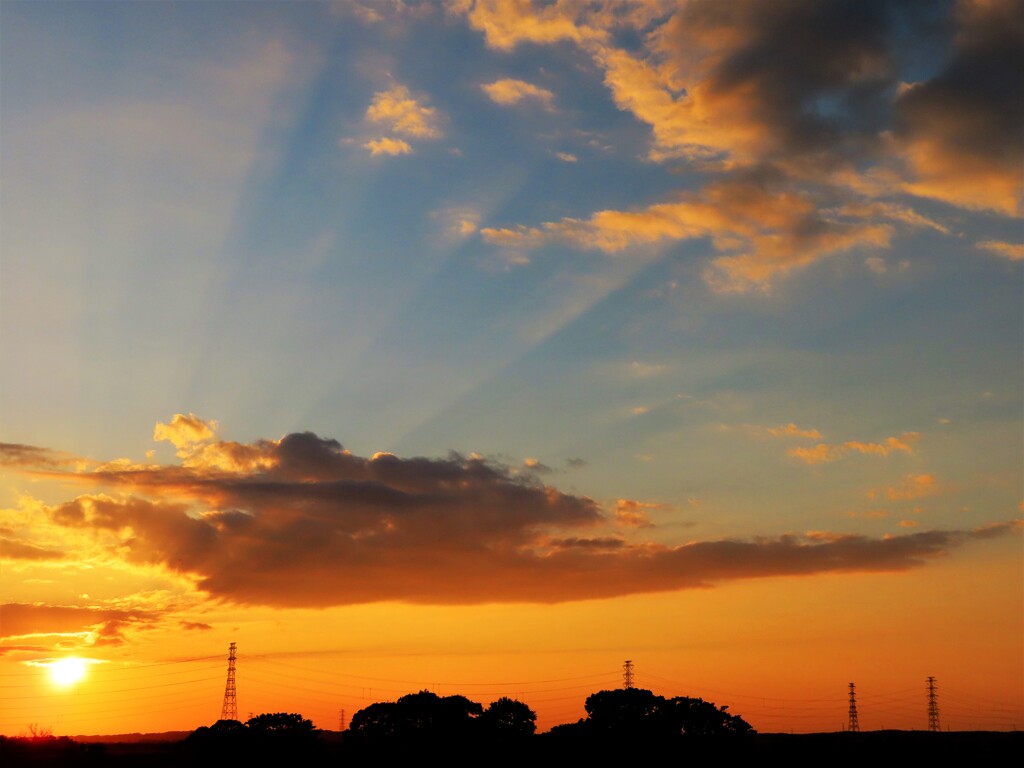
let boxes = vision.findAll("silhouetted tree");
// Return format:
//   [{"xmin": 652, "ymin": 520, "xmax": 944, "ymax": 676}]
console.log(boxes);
[
  {"xmin": 245, "ymin": 712, "xmax": 315, "ymax": 733},
  {"xmin": 349, "ymin": 690, "xmax": 484, "ymax": 755},
  {"xmin": 583, "ymin": 688, "xmax": 754, "ymax": 738},
  {"xmin": 480, "ymin": 697, "xmax": 537, "ymax": 738},
  {"xmin": 585, "ymin": 688, "xmax": 666, "ymax": 735},
  {"xmin": 665, "ymin": 695, "xmax": 754, "ymax": 736}
]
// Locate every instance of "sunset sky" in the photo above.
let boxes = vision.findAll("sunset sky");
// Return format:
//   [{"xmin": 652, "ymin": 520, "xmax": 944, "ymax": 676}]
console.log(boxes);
[{"xmin": 1, "ymin": 0, "xmax": 1021, "ymax": 737}]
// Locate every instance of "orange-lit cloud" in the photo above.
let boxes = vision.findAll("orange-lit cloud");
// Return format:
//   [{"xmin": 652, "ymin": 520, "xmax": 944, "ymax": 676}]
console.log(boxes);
[
  {"xmin": 788, "ymin": 432, "xmax": 920, "ymax": 464},
  {"xmin": 976, "ymin": 240, "xmax": 1024, "ymax": 261},
  {"xmin": 459, "ymin": 0, "xmax": 608, "ymax": 52},
  {"xmin": 2, "ymin": 423, "xmax": 1016, "ymax": 608},
  {"xmin": 364, "ymin": 137, "xmax": 413, "ymax": 156},
  {"xmin": 0, "ymin": 443, "xmax": 88, "ymax": 471},
  {"xmin": 366, "ymin": 84, "xmax": 442, "ymax": 139},
  {"xmin": 893, "ymin": 0, "xmax": 1023, "ymax": 215},
  {"xmin": 358, "ymin": 83, "xmax": 443, "ymax": 157},
  {"xmin": 766, "ymin": 423, "xmax": 823, "ymax": 440},
  {"xmin": 481, "ymin": 78, "xmax": 554, "ymax": 108},
  {"xmin": 462, "ymin": 0, "xmax": 1019, "ymax": 290},
  {"xmin": 0, "ymin": 604, "xmax": 155, "ymax": 645},
  {"xmin": 153, "ymin": 413, "xmax": 217, "ymax": 452},
  {"xmin": 614, "ymin": 499, "xmax": 662, "ymax": 527},
  {"xmin": 482, "ymin": 176, "xmax": 895, "ymax": 290},
  {"xmin": 0, "ymin": 537, "xmax": 64, "ymax": 561},
  {"xmin": 871, "ymin": 473, "xmax": 939, "ymax": 501}
]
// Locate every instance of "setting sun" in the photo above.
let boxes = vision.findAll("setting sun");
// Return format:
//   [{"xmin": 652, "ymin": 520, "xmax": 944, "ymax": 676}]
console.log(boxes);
[{"xmin": 48, "ymin": 658, "xmax": 88, "ymax": 688}]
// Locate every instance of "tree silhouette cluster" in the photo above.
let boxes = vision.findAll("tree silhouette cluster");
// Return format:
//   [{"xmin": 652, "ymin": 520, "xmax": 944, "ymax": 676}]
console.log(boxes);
[
  {"xmin": 581, "ymin": 687, "xmax": 754, "ymax": 737},
  {"xmin": 173, "ymin": 688, "xmax": 751, "ymax": 762},
  {"xmin": 182, "ymin": 712, "xmax": 319, "ymax": 758},
  {"xmin": 538, "ymin": 688, "xmax": 754, "ymax": 760},
  {"xmin": 346, "ymin": 691, "xmax": 535, "ymax": 758}
]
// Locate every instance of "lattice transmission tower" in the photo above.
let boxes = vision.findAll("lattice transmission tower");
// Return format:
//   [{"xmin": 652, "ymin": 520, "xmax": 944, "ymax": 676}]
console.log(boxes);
[
  {"xmin": 220, "ymin": 642, "xmax": 238, "ymax": 721},
  {"xmin": 926, "ymin": 676, "xmax": 940, "ymax": 732},
  {"xmin": 848, "ymin": 682, "xmax": 860, "ymax": 732},
  {"xmin": 622, "ymin": 659, "xmax": 634, "ymax": 689}
]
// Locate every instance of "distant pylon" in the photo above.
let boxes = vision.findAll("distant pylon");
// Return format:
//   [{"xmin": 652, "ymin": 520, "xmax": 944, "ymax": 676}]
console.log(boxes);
[
  {"xmin": 220, "ymin": 642, "xmax": 238, "ymax": 721},
  {"xmin": 848, "ymin": 683, "xmax": 860, "ymax": 732},
  {"xmin": 623, "ymin": 660, "xmax": 634, "ymax": 689},
  {"xmin": 927, "ymin": 676, "xmax": 940, "ymax": 732}
]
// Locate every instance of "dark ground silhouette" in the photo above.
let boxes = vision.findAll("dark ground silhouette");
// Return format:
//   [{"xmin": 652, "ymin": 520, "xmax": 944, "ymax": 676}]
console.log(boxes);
[{"xmin": 3, "ymin": 691, "xmax": 1021, "ymax": 766}]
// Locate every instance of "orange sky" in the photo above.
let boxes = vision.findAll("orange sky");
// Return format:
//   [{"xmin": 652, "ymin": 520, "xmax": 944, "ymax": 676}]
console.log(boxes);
[{"xmin": 2, "ymin": 0, "xmax": 1022, "ymax": 737}]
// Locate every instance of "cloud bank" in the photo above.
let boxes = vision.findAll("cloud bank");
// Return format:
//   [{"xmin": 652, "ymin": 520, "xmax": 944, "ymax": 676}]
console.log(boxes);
[{"xmin": 2, "ymin": 417, "xmax": 1017, "ymax": 609}]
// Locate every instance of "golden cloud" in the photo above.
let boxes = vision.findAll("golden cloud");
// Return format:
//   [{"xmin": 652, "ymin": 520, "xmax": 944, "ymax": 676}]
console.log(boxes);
[
  {"xmin": 877, "ymin": 474, "xmax": 939, "ymax": 502},
  {"xmin": 152, "ymin": 413, "xmax": 217, "ymax": 451},
  {"xmin": 767, "ymin": 423, "xmax": 823, "ymax": 440},
  {"xmin": 364, "ymin": 137, "xmax": 413, "ymax": 156},
  {"xmin": 365, "ymin": 84, "xmax": 442, "ymax": 139},
  {"xmin": 789, "ymin": 432, "xmax": 920, "ymax": 464},
  {"xmin": 481, "ymin": 78, "xmax": 555, "ymax": 108},
  {"xmin": 976, "ymin": 240, "xmax": 1024, "ymax": 261}
]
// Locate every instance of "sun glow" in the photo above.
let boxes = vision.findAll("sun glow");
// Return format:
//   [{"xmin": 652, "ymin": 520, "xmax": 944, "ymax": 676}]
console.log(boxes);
[{"xmin": 48, "ymin": 658, "xmax": 88, "ymax": 687}]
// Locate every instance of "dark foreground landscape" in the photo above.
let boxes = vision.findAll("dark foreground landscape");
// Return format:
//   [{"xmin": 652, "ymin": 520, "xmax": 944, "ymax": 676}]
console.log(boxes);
[
  {"xmin": 4, "ymin": 690, "xmax": 1021, "ymax": 765},
  {"xmin": 4, "ymin": 729, "xmax": 1022, "ymax": 767}
]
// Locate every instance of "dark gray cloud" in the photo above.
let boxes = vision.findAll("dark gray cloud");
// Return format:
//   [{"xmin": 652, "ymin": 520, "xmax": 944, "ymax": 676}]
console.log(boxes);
[{"xmin": 893, "ymin": 0, "xmax": 1024, "ymax": 213}]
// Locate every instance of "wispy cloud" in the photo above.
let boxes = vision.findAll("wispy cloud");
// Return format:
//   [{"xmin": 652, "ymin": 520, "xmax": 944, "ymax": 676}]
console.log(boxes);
[
  {"xmin": 788, "ymin": 432, "xmax": 920, "ymax": 465},
  {"xmin": 870, "ymin": 473, "xmax": 940, "ymax": 502},
  {"xmin": 976, "ymin": 240, "xmax": 1024, "ymax": 261}
]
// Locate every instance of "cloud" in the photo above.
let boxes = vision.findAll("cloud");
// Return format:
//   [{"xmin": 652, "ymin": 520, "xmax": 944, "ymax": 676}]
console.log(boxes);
[
  {"xmin": 523, "ymin": 457, "xmax": 552, "ymax": 474},
  {"xmin": 358, "ymin": 84, "xmax": 444, "ymax": 157},
  {"xmin": 431, "ymin": 206, "xmax": 481, "ymax": 239},
  {"xmin": 363, "ymin": 137, "xmax": 413, "ymax": 156},
  {"xmin": 482, "ymin": 175, "xmax": 894, "ymax": 290},
  {"xmin": 865, "ymin": 256, "xmax": 888, "ymax": 274},
  {"xmin": 0, "ymin": 537, "xmax": 64, "ymax": 561},
  {"xmin": 481, "ymin": 78, "xmax": 555, "ymax": 108},
  {"xmin": 153, "ymin": 413, "xmax": 217, "ymax": 452},
  {"xmin": 2, "ymin": 423, "xmax": 1016, "ymax": 607},
  {"xmin": 365, "ymin": 84, "xmax": 442, "ymax": 139},
  {"xmin": 555, "ymin": 151, "xmax": 578, "ymax": 162},
  {"xmin": 976, "ymin": 240, "xmax": 1024, "ymax": 261},
  {"xmin": 766, "ymin": 423, "xmax": 823, "ymax": 440},
  {"xmin": 0, "ymin": 443, "xmax": 85, "ymax": 470},
  {"xmin": 0, "ymin": 604, "xmax": 155, "ymax": 642},
  {"xmin": 460, "ymin": 0, "xmax": 1018, "ymax": 292},
  {"xmin": 893, "ymin": 0, "xmax": 1024, "ymax": 215},
  {"xmin": 460, "ymin": 0, "xmax": 608, "ymax": 51},
  {"xmin": 872, "ymin": 473, "xmax": 939, "ymax": 501},
  {"xmin": 789, "ymin": 432, "xmax": 920, "ymax": 464},
  {"xmin": 179, "ymin": 620, "xmax": 213, "ymax": 631},
  {"xmin": 614, "ymin": 499, "xmax": 662, "ymax": 527}
]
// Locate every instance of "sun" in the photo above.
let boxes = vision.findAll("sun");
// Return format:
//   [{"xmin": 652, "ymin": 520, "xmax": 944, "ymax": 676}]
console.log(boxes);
[{"xmin": 48, "ymin": 658, "xmax": 88, "ymax": 687}]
